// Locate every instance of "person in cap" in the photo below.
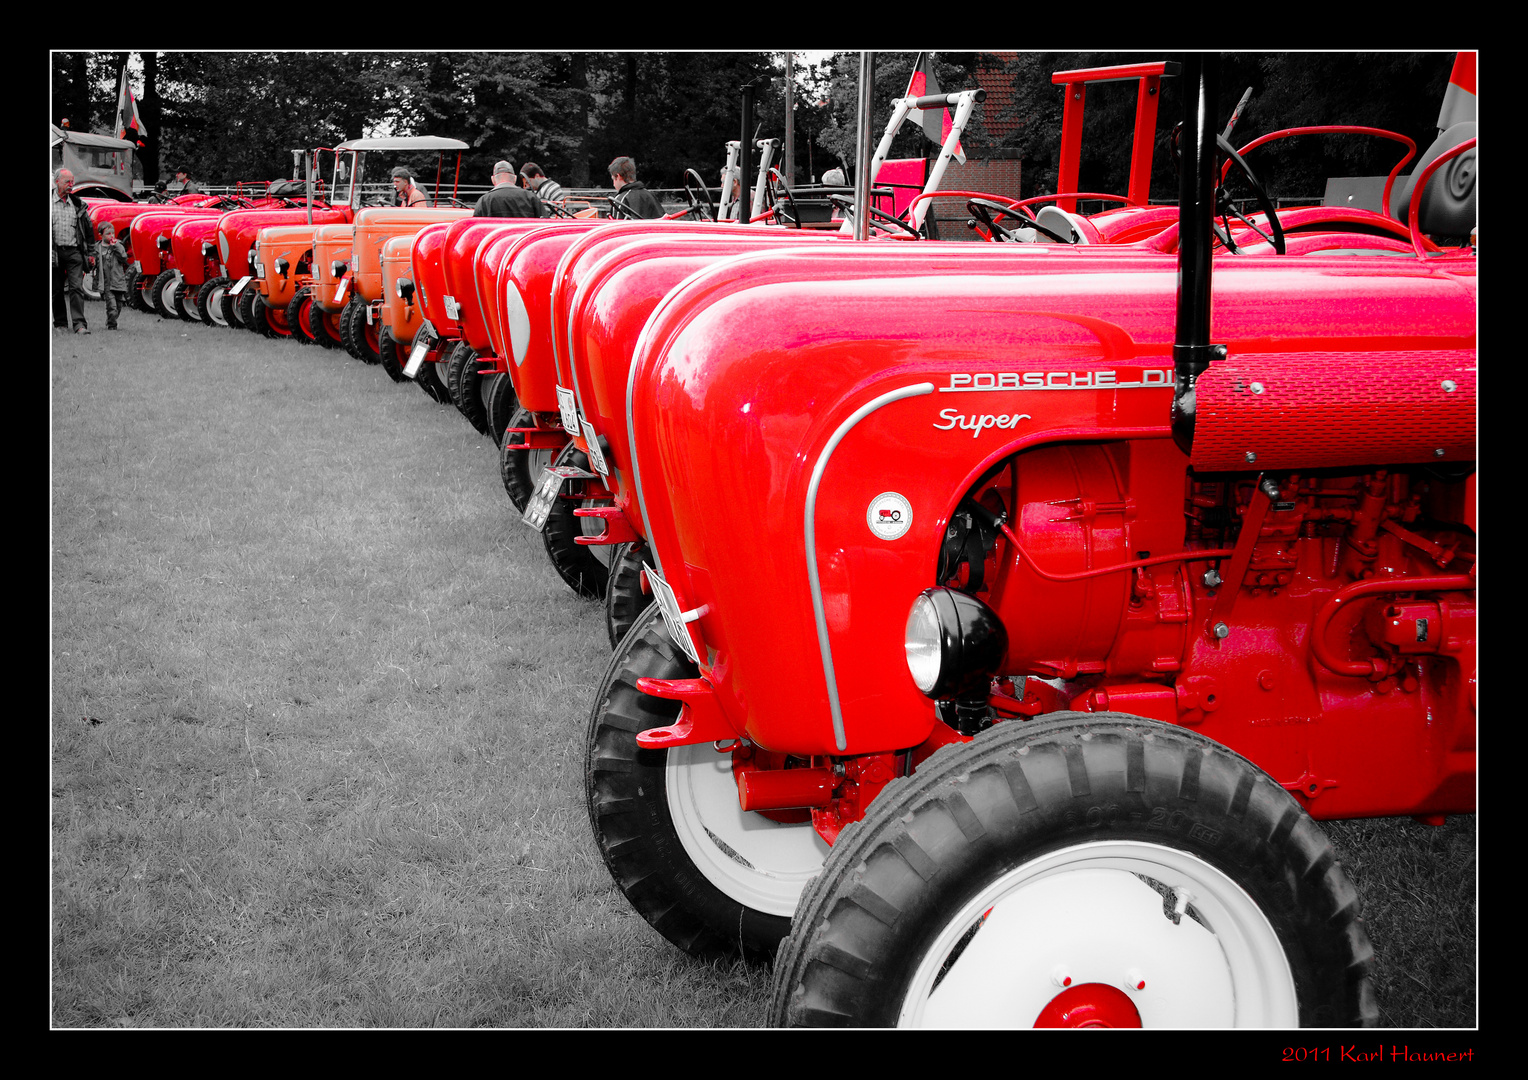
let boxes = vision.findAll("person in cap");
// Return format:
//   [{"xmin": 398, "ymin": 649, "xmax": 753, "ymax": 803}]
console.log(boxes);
[
  {"xmin": 473, "ymin": 160, "xmax": 544, "ymax": 219},
  {"xmin": 173, "ymin": 166, "xmax": 203, "ymax": 195},
  {"xmin": 392, "ymin": 166, "xmax": 429, "ymax": 207},
  {"xmin": 518, "ymin": 163, "xmax": 565, "ymax": 216},
  {"xmin": 607, "ymin": 156, "xmax": 666, "ymax": 219},
  {"xmin": 820, "ymin": 166, "xmax": 847, "ymax": 188}
]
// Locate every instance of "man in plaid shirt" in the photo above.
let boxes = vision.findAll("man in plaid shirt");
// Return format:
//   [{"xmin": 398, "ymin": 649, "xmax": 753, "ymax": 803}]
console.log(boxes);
[{"xmin": 52, "ymin": 168, "xmax": 96, "ymax": 334}]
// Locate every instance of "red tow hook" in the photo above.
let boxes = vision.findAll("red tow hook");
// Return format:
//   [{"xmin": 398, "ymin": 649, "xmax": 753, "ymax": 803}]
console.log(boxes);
[{"xmin": 573, "ymin": 506, "xmax": 640, "ymax": 546}]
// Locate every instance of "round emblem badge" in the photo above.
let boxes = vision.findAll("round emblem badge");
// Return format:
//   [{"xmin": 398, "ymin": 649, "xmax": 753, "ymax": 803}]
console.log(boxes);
[{"xmin": 867, "ymin": 492, "xmax": 913, "ymax": 540}]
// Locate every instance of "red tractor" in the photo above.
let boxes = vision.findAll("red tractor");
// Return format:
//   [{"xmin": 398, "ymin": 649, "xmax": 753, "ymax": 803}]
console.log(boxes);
[{"xmin": 577, "ymin": 54, "xmax": 1475, "ymax": 1027}]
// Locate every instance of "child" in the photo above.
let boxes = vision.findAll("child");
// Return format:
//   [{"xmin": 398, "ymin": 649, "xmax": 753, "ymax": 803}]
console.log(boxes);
[{"xmin": 96, "ymin": 222, "xmax": 129, "ymax": 330}]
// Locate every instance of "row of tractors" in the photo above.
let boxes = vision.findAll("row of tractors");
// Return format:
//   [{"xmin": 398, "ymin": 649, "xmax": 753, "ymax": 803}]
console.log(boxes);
[{"xmin": 87, "ymin": 56, "xmax": 1476, "ymax": 1028}]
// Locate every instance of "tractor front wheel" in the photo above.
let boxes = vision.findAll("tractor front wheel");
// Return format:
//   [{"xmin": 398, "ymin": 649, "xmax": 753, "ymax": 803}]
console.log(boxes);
[
  {"xmin": 769, "ymin": 714, "xmax": 1378, "ymax": 1028},
  {"xmin": 417, "ymin": 352, "xmax": 453, "ymax": 404},
  {"xmin": 308, "ymin": 300, "xmax": 343, "ymax": 349},
  {"xmin": 198, "ymin": 278, "xmax": 232, "ymax": 327},
  {"xmin": 286, "ymin": 287, "xmax": 316, "ymax": 345},
  {"xmin": 236, "ymin": 288, "xmax": 260, "ymax": 332},
  {"xmin": 540, "ymin": 445, "xmax": 613, "ymax": 600},
  {"xmin": 485, "ymin": 370, "xmax": 519, "ymax": 447},
  {"xmin": 377, "ymin": 327, "xmax": 409, "ymax": 383},
  {"xmin": 585, "ymin": 604, "xmax": 829, "ymax": 962},
  {"xmin": 150, "ymin": 270, "xmax": 180, "ymax": 319},
  {"xmin": 173, "ymin": 280, "xmax": 199, "ymax": 322},
  {"xmin": 340, "ymin": 298, "xmax": 381, "ymax": 364},
  {"xmin": 500, "ymin": 406, "xmax": 558, "ymax": 513},
  {"xmin": 447, "ymin": 343, "xmax": 489, "ymax": 435},
  {"xmin": 605, "ymin": 541, "xmax": 654, "ymax": 650}
]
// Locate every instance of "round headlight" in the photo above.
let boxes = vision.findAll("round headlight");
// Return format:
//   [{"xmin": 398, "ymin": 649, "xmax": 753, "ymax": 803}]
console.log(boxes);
[
  {"xmin": 904, "ymin": 587, "xmax": 1009, "ymax": 700},
  {"xmin": 331, "ymin": 260, "xmax": 347, "ymax": 279},
  {"xmin": 905, "ymin": 593, "xmax": 943, "ymax": 693}
]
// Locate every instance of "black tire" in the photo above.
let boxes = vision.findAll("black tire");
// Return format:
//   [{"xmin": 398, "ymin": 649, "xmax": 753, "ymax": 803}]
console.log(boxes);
[
  {"xmin": 172, "ymin": 280, "xmax": 198, "ymax": 322},
  {"xmin": 340, "ymin": 297, "xmax": 381, "ymax": 364},
  {"xmin": 124, "ymin": 267, "xmax": 141, "ymax": 309},
  {"xmin": 416, "ymin": 351, "xmax": 453, "ymax": 404},
  {"xmin": 770, "ymin": 713, "xmax": 1378, "ymax": 1028},
  {"xmin": 377, "ymin": 327, "xmax": 409, "ymax": 383},
  {"xmin": 585, "ymin": 604, "xmax": 826, "ymax": 962},
  {"xmin": 499, "ymin": 405, "xmax": 558, "ymax": 513},
  {"xmin": 130, "ymin": 266, "xmax": 157, "ymax": 312},
  {"xmin": 484, "ymin": 371, "xmax": 520, "ymax": 447},
  {"xmin": 447, "ymin": 343, "xmax": 490, "ymax": 435},
  {"xmin": 198, "ymin": 277, "xmax": 232, "ymax": 327},
  {"xmin": 308, "ymin": 300, "xmax": 343, "ymax": 349},
  {"xmin": 236, "ymin": 287, "xmax": 260, "ymax": 333},
  {"xmin": 540, "ymin": 445, "xmax": 613, "ymax": 600},
  {"xmin": 150, "ymin": 270, "xmax": 179, "ymax": 319},
  {"xmin": 251, "ymin": 293, "xmax": 294, "ymax": 339},
  {"xmin": 605, "ymin": 541, "xmax": 654, "ymax": 650},
  {"xmin": 286, "ymin": 287, "xmax": 316, "ymax": 345}
]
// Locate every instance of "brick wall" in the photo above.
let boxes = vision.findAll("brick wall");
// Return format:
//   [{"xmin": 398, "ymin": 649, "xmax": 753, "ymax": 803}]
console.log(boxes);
[{"xmin": 924, "ymin": 154, "xmax": 1022, "ymax": 241}]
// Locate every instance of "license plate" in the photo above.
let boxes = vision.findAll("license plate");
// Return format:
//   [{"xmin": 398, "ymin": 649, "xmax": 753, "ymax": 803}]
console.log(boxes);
[
  {"xmin": 582, "ymin": 419, "xmax": 608, "ymax": 476},
  {"xmin": 643, "ymin": 563, "xmax": 700, "ymax": 665},
  {"xmin": 334, "ymin": 278, "xmax": 349, "ymax": 304},
  {"xmin": 403, "ymin": 325, "xmax": 436, "ymax": 379},
  {"xmin": 229, "ymin": 275, "xmax": 252, "ymax": 296},
  {"xmin": 556, "ymin": 385, "xmax": 580, "ymax": 433},
  {"xmin": 443, "ymin": 295, "xmax": 460, "ymax": 320},
  {"xmin": 253, "ymin": 260, "xmax": 264, "ymax": 278},
  {"xmin": 521, "ymin": 464, "xmax": 598, "ymax": 532}
]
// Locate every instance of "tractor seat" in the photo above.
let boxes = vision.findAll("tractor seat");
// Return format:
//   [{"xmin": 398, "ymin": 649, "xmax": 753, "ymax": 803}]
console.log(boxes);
[{"xmin": 1389, "ymin": 121, "xmax": 1476, "ymax": 239}]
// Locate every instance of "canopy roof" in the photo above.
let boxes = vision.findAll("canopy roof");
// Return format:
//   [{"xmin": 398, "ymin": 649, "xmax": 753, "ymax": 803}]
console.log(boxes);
[
  {"xmin": 50, "ymin": 124, "xmax": 137, "ymax": 151},
  {"xmin": 334, "ymin": 136, "xmax": 468, "ymax": 152}
]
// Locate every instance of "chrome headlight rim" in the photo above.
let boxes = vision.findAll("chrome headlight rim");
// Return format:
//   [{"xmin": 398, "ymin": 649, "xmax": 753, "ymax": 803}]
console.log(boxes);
[{"xmin": 904, "ymin": 586, "xmax": 1008, "ymax": 700}]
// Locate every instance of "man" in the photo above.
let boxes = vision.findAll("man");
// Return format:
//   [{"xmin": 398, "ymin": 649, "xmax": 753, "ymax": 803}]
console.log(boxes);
[
  {"xmin": 392, "ymin": 166, "xmax": 430, "ymax": 207},
  {"xmin": 51, "ymin": 168, "xmax": 96, "ymax": 334},
  {"xmin": 519, "ymin": 163, "xmax": 564, "ymax": 216},
  {"xmin": 608, "ymin": 156, "xmax": 665, "ymax": 219},
  {"xmin": 173, "ymin": 166, "xmax": 203, "ymax": 195},
  {"xmin": 473, "ymin": 160, "xmax": 543, "ymax": 219}
]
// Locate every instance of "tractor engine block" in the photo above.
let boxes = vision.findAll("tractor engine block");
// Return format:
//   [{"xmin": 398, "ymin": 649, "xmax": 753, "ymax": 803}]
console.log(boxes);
[{"xmin": 970, "ymin": 439, "xmax": 1475, "ymax": 820}]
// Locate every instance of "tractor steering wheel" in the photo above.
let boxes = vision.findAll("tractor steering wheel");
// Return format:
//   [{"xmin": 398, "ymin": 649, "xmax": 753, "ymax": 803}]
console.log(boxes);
[
  {"xmin": 1214, "ymin": 135, "xmax": 1286, "ymax": 254},
  {"xmin": 966, "ymin": 198, "xmax": 1073, "ymax": 244},
  {"xmin": 827, "ymin": 194, "xmax": 922, "ymax": 238},
  {"xmin": 682, "ymin": 169, "xmax": 716, "ymax": 221},
  {"xmin": 765, "ymin": 168, "xmax": 801, "ymax": 228}
]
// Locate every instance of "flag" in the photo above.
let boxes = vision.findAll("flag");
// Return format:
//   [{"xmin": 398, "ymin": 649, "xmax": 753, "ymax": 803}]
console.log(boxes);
[
  {"xmin": 905, "ymin": 53, "xmax": 964, "ymax": 164},
  {"xmin": 115, "ymin": 69, "xmax": 146, "ymax": 147}
]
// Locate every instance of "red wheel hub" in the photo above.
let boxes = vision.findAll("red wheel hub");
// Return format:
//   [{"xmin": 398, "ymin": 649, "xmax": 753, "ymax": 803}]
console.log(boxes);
[{"xmin": 1033, "ymin": 983, "xmax": 1143, "ymax": 1028}]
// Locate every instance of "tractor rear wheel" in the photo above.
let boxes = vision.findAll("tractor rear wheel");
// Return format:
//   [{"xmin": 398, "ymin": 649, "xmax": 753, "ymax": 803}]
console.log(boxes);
[
  {"xmin": 585, "ymin": 604, "xmax": 829, "ymax": 962},
  {"xmin": 286, "ymin": 287, "xmax": 316, "ymax": 345},
  {"xmin": 308, "ymin": 301, "xmax": 343, "ymax": 349},
  {"xmin": 377, "ymin": 327, "xmax": 409, "ymax": 383},
  {"xmin": 605, "ymin": 541, "xmax": 654, "ymax": 649},
  {"xmin": 540, "ymin": 445, "xmax": 613, "ymax": 600},
  {"xmin": 150, "ymin": 270, "xmax": 179, "ymax": 319},
  {"xmin": 198, "ymin": 278, "xmax": 232, "ymax": 327},
  {"xmin": 769, "ymin": 714, "xmax": 1378, "ymax": 1028},
  {"xmin": 500, "ymin": 406, "xmax": 558, "ymax": 513}
]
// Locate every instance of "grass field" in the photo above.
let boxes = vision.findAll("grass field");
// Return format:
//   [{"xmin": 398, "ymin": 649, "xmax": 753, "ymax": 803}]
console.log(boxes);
[{"xmin": 50, "ymin": 302, "xmax": 1475, "ymax": 1029}]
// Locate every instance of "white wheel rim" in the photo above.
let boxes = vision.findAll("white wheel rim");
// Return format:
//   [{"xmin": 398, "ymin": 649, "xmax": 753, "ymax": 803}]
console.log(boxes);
[
  {"xmin": 580, "ymin": 500, "xmax": 616, "ymax": 568},
  {"xmin": 897, "ymin": 840, "xmax": 1299, "ymax": 1029},
  {"xmin": 207, "ymin": 287, "xmax": 229, "ymax": 326},
  {"xmin": 665, "ymin": 744, "xmax": 829, "ymax": 917},
  {"xmin": 157, "ymin": 278, "xmax": 178, "ymax": 314}
]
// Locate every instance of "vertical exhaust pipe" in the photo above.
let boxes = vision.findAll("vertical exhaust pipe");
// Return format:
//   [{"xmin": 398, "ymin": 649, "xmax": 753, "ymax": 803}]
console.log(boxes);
[{"xmin": 1171, "ymin": 54, "xmax": 1225, "ymax": 455}]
